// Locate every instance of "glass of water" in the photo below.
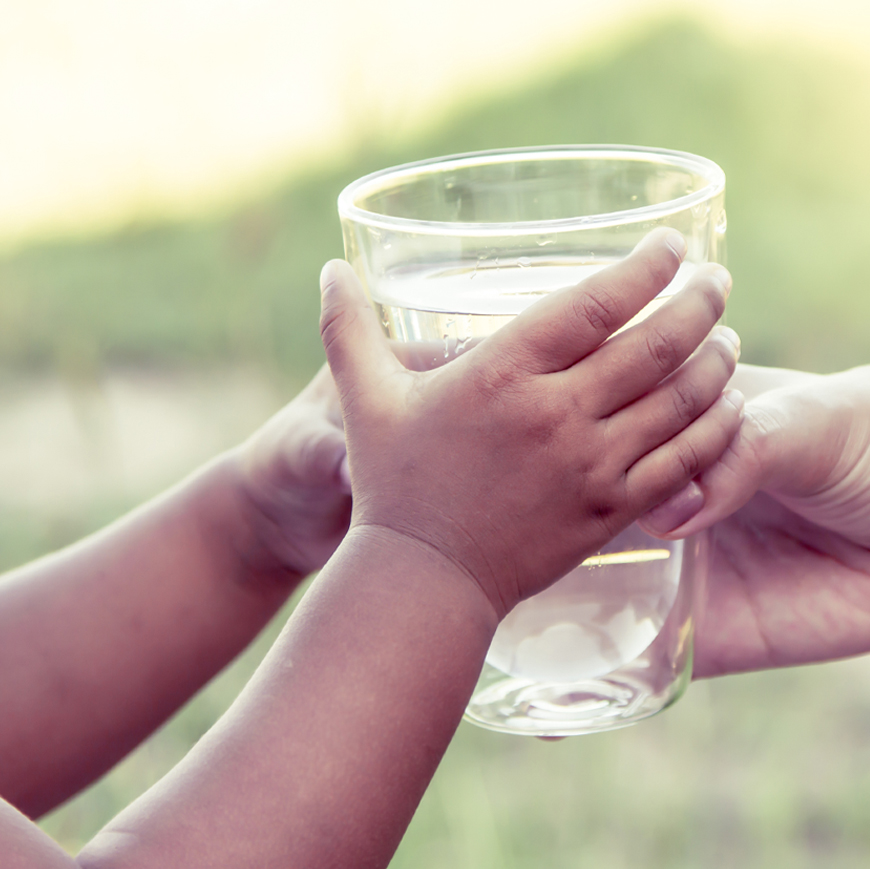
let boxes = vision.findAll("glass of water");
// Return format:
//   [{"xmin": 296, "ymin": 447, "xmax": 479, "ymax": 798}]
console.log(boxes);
[{"xmin": 338, "ymin": 145, "xmax": 726, "ymax": 736}]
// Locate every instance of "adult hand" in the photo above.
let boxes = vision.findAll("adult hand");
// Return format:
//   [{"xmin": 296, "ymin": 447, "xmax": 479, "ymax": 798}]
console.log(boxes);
[{"xmin": 639, "ymin": 364, "xmax": 870, "ymax": 676}]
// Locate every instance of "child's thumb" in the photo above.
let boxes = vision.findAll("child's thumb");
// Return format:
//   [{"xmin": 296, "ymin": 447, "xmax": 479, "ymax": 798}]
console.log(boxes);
[{"xmin": 319, "ymin": 260, "xmax": 399, "ymax": 402}]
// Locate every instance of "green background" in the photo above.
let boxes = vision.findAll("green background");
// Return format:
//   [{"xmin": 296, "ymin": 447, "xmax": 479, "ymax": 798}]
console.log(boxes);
[{"xmin": 2, "ymin": 14, "xmax": 867, "ymax": 866}]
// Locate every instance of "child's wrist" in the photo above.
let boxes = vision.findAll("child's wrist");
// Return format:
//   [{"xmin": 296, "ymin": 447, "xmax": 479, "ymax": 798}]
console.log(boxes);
[{"xmin": 334, "ymin": 523, "xmax": 505, "ymax": 631}]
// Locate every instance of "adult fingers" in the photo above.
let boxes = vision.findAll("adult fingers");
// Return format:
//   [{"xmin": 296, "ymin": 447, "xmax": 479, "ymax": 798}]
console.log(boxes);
[
  {"xmin": 320, "ymin": 260, "xmax": 402, "ymax": 405},
  {"xmin": 636, "ymin": 397, "xmax": 794, "ymax": 538},
  {"xmin": 477, "ymin": 227, "xmax": 687, "ymax": 376},
  {"xmin": 588, "ymin": 262, "xmax": 731, "ymax": 416},
  {"xmin": 608, "ymin": 325, "xmax": 741, "ymax": 460},
  {"xmin": 625, "ymin": 389, "xmax": 746, "ymax": 515}
]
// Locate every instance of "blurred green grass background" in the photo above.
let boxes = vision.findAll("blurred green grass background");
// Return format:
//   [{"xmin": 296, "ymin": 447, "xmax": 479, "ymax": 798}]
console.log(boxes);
[
  {"xmin": 3, "ymin": 16, "xmax": 869, "ymax": 384},
  {"xmin": 5, "ymin": 13, "xmax": 869, "ymax": 866}
]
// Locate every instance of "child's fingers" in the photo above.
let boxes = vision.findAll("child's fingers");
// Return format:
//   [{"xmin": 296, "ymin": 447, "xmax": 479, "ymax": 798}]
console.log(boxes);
[
  {"xmin": 608, "ymin": 326, "xmax": 741, "ymax": 460},
  {"xmin": 625, "ymin": 389, "xmax": 746, "ymax": 513},
  {"xmin": 478, "ymin": 227, "xmax": 687, "ymax": 376},
  {"xmin": 320, "ymin": 260, "xmax": 402, "ymax": 403},
  {"xmin": 587, "ymin": 262, "xmax": 731, "ymax": 416}
]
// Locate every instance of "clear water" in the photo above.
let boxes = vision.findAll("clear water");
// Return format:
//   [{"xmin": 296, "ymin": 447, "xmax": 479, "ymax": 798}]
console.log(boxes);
[
  {"xmin": 372, "ymin": 258, "xmax": 697, "ymax": 371},
  {"xmin": 371, "ymin": 257, "xmax": 692, "ymax": 685},
  {"xmin": 486, "ymin": 533, "xmax": 682, "ymax": 683}
]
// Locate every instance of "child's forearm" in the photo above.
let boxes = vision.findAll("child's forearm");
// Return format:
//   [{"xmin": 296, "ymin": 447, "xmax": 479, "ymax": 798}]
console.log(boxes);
[
  {"xmin": 76, "ymin": 526, "xmax": 497, "ymax": 869},
  {"xmin": 0, "ymin": 451, "xmax": 301, "ymax": 818}
]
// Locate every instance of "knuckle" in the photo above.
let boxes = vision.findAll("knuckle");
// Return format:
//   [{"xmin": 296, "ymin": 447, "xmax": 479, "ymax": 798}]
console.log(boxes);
[
  {"xmin": 674, "ymin": 438, "xmax": 704, "ymax": 479},
  {"xmin": 572, "ymin": 286, "xmax": 621, "ymax": 337},
  {"xmin": 669, "ymin": 379, "xmax": 702, "ymax": 421},
  {"xmin": 645, "ymin": 325, "xmax": 682, "ymax": 375}
]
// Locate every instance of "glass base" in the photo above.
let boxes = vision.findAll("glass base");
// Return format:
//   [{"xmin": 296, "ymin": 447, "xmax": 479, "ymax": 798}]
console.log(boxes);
[{"xmin": 464, "ymin": 660, "xmax": 690, "ymax": 737}]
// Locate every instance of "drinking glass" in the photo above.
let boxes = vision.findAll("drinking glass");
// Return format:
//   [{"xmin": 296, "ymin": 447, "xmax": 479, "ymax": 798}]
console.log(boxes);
[{"xmin": 338, "ymin": 145, "xmax": 725, "ymax": 736}]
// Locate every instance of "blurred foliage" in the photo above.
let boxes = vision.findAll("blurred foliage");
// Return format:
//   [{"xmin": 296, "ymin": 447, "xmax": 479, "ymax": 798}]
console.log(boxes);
[
  {"xmin": 24, "ymin": 13, "xmax": 870, "ymax": 867},
  {"xmin": 2, "ymin": 15, "xmax": 870, "ymax": 382}
]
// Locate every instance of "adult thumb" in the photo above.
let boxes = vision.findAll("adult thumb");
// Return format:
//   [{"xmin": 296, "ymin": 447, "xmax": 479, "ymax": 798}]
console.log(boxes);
[{"xmin": 319, "ymin": 259, "xmax": 399, "ymax": 401}]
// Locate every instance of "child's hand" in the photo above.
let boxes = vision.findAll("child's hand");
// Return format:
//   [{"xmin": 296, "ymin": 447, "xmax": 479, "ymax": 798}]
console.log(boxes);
[
  {"xmin": 233, "ymin": 364, "xmax": 352, "ymax": 578},
  {"xmin": 320, "ymin": 229, "xmax": 743, "ymax": 617},
  {"xmin": 638, "ymin": 363, "xmax": 870, "ymax": 676}
]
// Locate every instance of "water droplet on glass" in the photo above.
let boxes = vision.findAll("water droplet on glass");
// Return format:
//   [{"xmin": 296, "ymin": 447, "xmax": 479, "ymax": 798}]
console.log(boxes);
[
  {"xmin": 517, "ymin": 257, "xmax": 532, "ymax": 269},
  {"xmin": 443, "ymin": 319, "xmax": 456, "ymax": 359},
  {"xmin": 536, "ymin": 236, "xmax": 555, "ymax": 247},
  {"xmin": 455, "ymin": 315, "xmax": 473, "ymax": 354},
  {"xmin": 715, "ymin": 210, "xmax": 727, "ymax": 234},
  {"xmin": 691, "ymin": 200, "xmax": 710, "ymax": 219},
  {"xmin": 630, "ymin": 194, "xmax": 638, "ymax": 201}
]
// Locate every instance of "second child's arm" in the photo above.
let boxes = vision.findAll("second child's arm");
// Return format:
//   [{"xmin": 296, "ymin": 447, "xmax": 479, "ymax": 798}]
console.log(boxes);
[{"xmin": 0, "ymin": 366, "xmax": 351, "ymax": 818}]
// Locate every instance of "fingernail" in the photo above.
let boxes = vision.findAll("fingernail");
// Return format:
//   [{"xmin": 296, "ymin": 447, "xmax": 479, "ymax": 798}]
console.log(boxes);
[
  {"xmin": 711, "ymin": 265, "xmax": 732, "ymax": 299},
  {"xmin": 641, "ymin": 482, "xmax": 704, "ymax": 536},
  {"xmin": 714, "ymin": 325, "xmax": 741, "ymax": 360},
  {"xmin": 320, "ymin": 261, "xmax": 339, "ymax": 294},
  {"xmin": 724, "ymin": 388, "xmax": 745, "ymax": 415},
  {"xmin": 665, "ymin": 230, "xmax": 687, "ymax": 261},
  {"xmin": 339, "ymin": 454, "xmax": 352, "ymax": 493}
]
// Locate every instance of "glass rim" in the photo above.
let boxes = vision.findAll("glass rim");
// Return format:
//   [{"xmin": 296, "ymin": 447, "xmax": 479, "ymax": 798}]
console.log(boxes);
[{"xmin": 337, "ymin": 145, "xmax": 726, "ymax": 237}]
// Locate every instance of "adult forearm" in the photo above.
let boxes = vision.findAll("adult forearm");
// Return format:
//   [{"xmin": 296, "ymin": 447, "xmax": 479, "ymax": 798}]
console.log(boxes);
[
  {"xmin": 0, "ymin": 452, "xmax": 301, "ymax": 817},
  {"xmin": 77, "ymin": 527, "xmax": 498, "ymax": 869}
]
